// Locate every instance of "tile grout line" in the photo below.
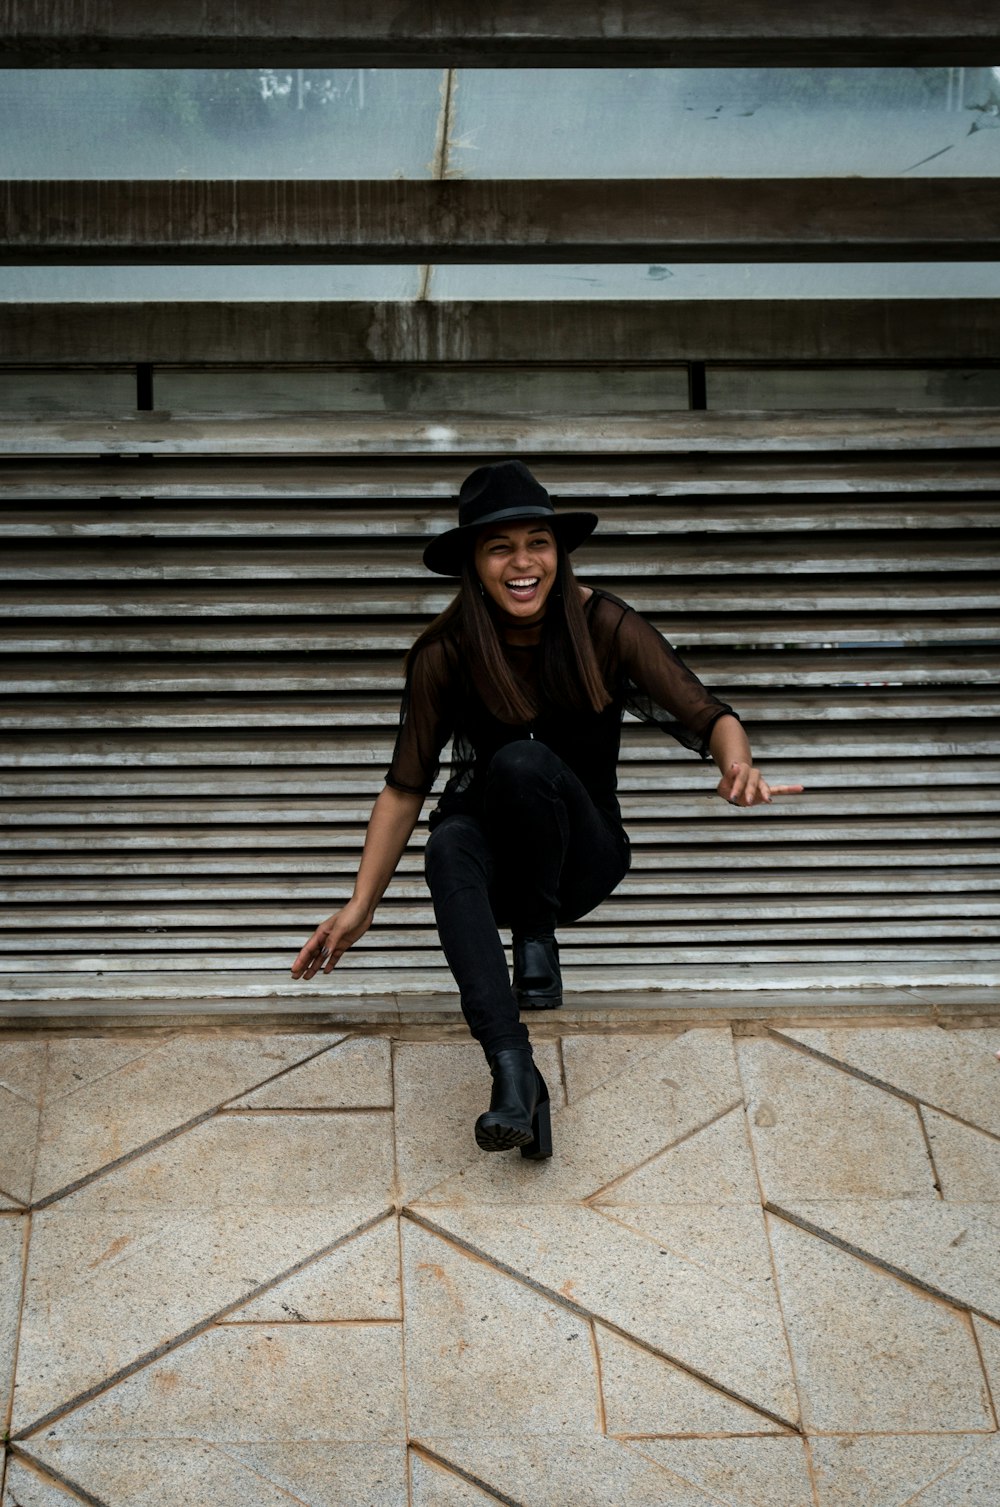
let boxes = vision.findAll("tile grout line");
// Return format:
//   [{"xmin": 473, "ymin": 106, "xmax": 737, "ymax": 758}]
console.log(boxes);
[
  {"xmin": 408, "ymin": 1441, "xmax": 521, "ymax": 1507},
  {"xmin": 765, "ymin": 1201, "xmax": 997, "ymax": 1321},
  {"xmin": 759, "ymin": 1428, "xmax": 995, "ymax": 1438},
  {"xmin": 901, "ymin": 1097, "xmax": 1000, "ymax": 1145},
  {"xmin": 562, "ymin": 1030, "xmax": 685, "ymax": 1110},
  {"xmin": 4, "ymin": 1210, "xmax": 32, "ymax": 1444},
  {"xmin": 765, "ymin": 1026, "xmax": 1000, "ymax": 1143},
  {"xmin": 30, "ymin": 1036, "xmax": 359, "ymax": 1192},
  {"xmin": 800, "ymin": 1435, "xmax": 825, "ymax": 1507},
  {"xmin": 753, "ymin": 1220, "xmax": 813, "ymax": 1456},
  {"xmin": 556, "ymin": 1034, "xmax": 569, "ymax": 1109},
  {"xmin": 612, "ymin": 1430, "xmax": 793, "ymax": 1441},
  {"xmin": 208, "ymin": 1440, "xmax": 317, "ymax": 1507},
  {"xmin": 735, "ymin": 1028, "xmax": 811, "ymax": 1444},
  {"xmin": 10, "ymin": 1208, "xmax": 395, "ymax": 1441},
  {"xmin": 213, "ymin": 1035, "xmax": 351, "ymax": 1110},
  {"xmin": 401, "ymin": 1260, "xmax": 413, "ymax": 1507},
  {"xmin": 388, "ymin": 1039, "xmax": 413, "ymax": 1507},
  {"xmin": 401, "ymin": 1206, "xmax": 798, "ymax": 1433},
  {"xmin": 28, "ymin": 1103, "xmax": 223, "ymax": 1210},
  {"xmin": 602, "ymin": 1422, "xmax": 993, "ymax": 1434},
  {"xmin": 915, "ymin": 1102, "xmax": 946, "ymax": 1198},
  {"xmin": 588, "ymin": 1201, "xmax": 788, "ymax": 1314},
  {"xmin": 27, "ymin": 1039, "xmax": 50, "ymax": 1207},
  {"xmin": 34, "ymin": 1035, "xmax": 177, "ymax": 1118},
  {"xmin": 27, "ymin": 1041, "xmax": 390, "ymax": 1208},
  {"xmin": 589, "ymin": 1318, "xmax": 608, "ymax": 1435},
  {"xmin": 582, "ymin": 1099, "xmax": 743, "ymax": 1206},
  {"xmin": 0, "ymin": 1077, "xmax": 43, "ymax": 1111},
  {"xmin": 969, "ymin": 1312, "xmax": 1000, "ymax": 1431},
  {"xmin": 894, "ymin": 1434, "xmax": 998, "ymax": 1507},
  {"xmin": 221, "ymin": 1317, "xmax": 403, "ymax": 1327},
  {"xmin": 0, "ymin": 1042, "xmax": 43, "ymax": 1440},
  {"xmin": 219, "ymin": 1105, "xmax": 394, "ymax": 1115},
  {"xmin": 902, "ymin": 1097, "xmax": 1000, "ymax": 1146},
  {"xmin": 622, "ymin": 1439, "xmax": 746, "ymax": 1506},
  {"xmin": 8, "ymin": 1445, "xmax": 106, "ymax": 1506},
  {"xmin": 388, "ymin": 1044, "xmax": 402, "ymax": 1223}
]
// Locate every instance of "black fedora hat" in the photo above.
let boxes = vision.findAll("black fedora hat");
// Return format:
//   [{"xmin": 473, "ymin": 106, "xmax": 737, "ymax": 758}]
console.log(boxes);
[{"xmin": 422, "ymin": 460, "xmax": 598, "ymax": 577}]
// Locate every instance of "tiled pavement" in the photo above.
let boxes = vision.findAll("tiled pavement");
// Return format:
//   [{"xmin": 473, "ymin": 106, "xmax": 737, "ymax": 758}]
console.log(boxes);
[{"xmin": 1, "ymin": 1021, "xmax": 998, "ymax": 1507}]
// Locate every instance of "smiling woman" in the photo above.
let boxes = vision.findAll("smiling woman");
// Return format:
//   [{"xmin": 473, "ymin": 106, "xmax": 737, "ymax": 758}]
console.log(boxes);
[
  {"xmin": 478, "ymin": 521, "xmax": 557, "ymax": 613},
  {"xmin": 291, "ymin": 459, "xmax": 803, "ymax": 1157}
]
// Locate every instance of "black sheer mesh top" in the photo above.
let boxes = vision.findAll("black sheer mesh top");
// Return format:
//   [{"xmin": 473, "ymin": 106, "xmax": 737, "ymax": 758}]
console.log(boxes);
[{"xmin": 385, "ymin": 587, "xmax": 739, "ymax": 828}]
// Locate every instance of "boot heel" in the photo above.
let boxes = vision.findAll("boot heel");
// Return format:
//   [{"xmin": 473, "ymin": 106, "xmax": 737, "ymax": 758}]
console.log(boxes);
[
  {"xmin": 521, "ymin": 1076, "xmax": 553, "ymax": 1161},
  {"xmin": 513, "ymin": 934, "xmax": 563, "ymax": 1010}
]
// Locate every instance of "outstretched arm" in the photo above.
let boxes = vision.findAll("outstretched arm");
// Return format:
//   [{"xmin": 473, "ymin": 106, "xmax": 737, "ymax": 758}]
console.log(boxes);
[
  {"xmin": 708, "ymin": 714, "xmax": 804, "ymax": 807},
  {"xmin": 290, "ymin": 785, "xmax": 425, "ymax": 980}
]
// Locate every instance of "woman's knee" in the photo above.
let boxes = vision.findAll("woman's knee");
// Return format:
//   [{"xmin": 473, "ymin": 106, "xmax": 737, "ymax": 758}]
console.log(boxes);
[
  {"xmin": 424, "ymin": 815, "xmax": 491, "ymax": 889},
  {"xmin": 485, "ymin": 739, "xmax": 560, "ymax": 798}
]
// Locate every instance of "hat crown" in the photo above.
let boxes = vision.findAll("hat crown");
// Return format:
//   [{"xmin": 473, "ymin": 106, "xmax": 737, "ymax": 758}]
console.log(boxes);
[
  {"xmin": 421, "ymin": 458, "xmax": 597, "ymax": 575},
  {"xmin": 457, "ymin": 460, "xmax": 552, "ymax": 528}
]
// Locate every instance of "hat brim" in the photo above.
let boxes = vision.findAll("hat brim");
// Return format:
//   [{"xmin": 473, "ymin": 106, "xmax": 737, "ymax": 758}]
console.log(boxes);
[{"xmin": 422, "ymin": 509, "xmax": 598, "ymax": 577}]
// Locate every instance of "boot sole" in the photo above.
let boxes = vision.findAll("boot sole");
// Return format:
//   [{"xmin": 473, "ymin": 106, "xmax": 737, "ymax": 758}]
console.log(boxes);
[{"xmin": 475, "ymin": 1115, "xmax": 534, "ymax": 1152}]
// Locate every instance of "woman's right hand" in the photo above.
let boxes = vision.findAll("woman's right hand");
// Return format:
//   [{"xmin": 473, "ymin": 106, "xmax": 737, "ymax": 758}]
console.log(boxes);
[{"xmin": 290, "ymin": 900, "xmax": 373, "ymax": 980}]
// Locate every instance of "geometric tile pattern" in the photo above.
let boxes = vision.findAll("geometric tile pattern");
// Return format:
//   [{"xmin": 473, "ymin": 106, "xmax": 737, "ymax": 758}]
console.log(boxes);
[
  {"xmin": 0, "ymin": 1022, "xmax": 997, "ymax": 1507},
  {"xmin": 766, "ymin": 1215, "xmax": 992, "ymax": 1434},
  {"xmin": 736, "ymin": 1036, "xmax": 939, "ymax": 1203}
]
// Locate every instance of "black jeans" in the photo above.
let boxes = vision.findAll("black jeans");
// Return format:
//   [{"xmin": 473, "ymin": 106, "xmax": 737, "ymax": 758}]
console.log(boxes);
[{"xmin": 423, "ymin": 740, "xmax": 631, "ymax": 1060}]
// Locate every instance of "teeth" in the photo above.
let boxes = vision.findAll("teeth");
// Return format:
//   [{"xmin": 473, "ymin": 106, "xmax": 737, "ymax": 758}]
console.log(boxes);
[{"xmin": 506, "ymin": 578, "xmax": 538, "ymax": 589}]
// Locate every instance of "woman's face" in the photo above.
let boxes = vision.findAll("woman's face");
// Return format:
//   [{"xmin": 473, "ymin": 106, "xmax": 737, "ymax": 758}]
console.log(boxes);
[{"xmin": 473, "ymin": 522, "xmax": 558, "ymax": 620}]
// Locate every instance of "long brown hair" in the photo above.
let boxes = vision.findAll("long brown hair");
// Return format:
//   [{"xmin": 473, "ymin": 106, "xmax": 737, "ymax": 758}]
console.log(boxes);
[{"xmin": 405, "ymin": 540, "xmax": 611, "ymax": 723}]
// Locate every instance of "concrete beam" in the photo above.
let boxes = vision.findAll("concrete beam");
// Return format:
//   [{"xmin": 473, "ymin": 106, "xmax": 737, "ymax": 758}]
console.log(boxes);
[
  {"xmin": 2, "ymin": 300, "xmax": 998, "ymax": 364},
  {"xmin": 2, "ymin": 1, "xmax": 998, "ymax": 67},
  {"xmin": 6, "ymin": 179, "xmax": 1000, "ymax": 264}
]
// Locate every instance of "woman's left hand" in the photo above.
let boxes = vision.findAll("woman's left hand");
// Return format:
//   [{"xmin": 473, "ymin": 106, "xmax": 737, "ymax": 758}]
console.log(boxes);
[{"xmin": 717, "ymin": 761, "xmax": 804, "ymax": 808}]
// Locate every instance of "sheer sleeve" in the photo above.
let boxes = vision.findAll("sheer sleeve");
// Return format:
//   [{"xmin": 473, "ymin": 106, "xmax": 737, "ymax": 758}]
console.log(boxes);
[
  {"xmin": 612, "ymin": 603, "xmax": 740, "ymax": 759},
  {"xmin": 385, "ymin": 637, "xmax": 457, "ymax": 796}
]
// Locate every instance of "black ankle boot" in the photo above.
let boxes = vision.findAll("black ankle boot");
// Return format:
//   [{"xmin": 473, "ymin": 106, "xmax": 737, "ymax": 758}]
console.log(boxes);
[
  {"xmin": 513, "ymin": 933, "xmax": 563, "ymax": 1010},
  {"xmin": 475, "ymin": 1048, "xmax": 553, "ymax": 1160}
]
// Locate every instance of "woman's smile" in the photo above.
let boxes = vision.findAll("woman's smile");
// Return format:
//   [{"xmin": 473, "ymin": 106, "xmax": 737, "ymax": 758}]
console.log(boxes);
[
  {"xmin": 504, "ymin": 575, "xmax": 541, "ymax": 603},
  {"xmin": 474, "ymin": 524, "xmax": 557, "ymax": 619}
]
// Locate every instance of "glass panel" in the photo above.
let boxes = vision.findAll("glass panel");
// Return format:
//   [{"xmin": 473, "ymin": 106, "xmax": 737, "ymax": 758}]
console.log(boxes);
[
  {"xmin": 5, "ymin": 264, "xmax": 995, "ymax": 302},
  {"xmin": 450, "ymin": 68, "xmax": 1000, "ymax": 177},
  {"xmin": 6, "ymin": 67, "xmax": 999, "ymax": 180},
  {"xmin": 0, "ymin": 70, "xmax": 442, "ymax": 178},
  {"xmin": 432, "ymin": 263, "xmax": 1000, "ymax": 299},
  {"xmin": 0, "ymin": 266, "xmax": 421, "ymax": 301}
]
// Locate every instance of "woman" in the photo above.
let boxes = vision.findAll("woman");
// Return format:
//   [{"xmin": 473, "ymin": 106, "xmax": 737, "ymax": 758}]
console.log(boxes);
[{"xmin": 291, "ymin": 460, "xmax": 803, "ymax": 1159}]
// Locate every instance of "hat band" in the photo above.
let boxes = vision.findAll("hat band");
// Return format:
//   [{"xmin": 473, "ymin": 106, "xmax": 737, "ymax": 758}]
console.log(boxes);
[{"xmin": 458, "ymin": 503, "xmax": 555, "ymax": 530}]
